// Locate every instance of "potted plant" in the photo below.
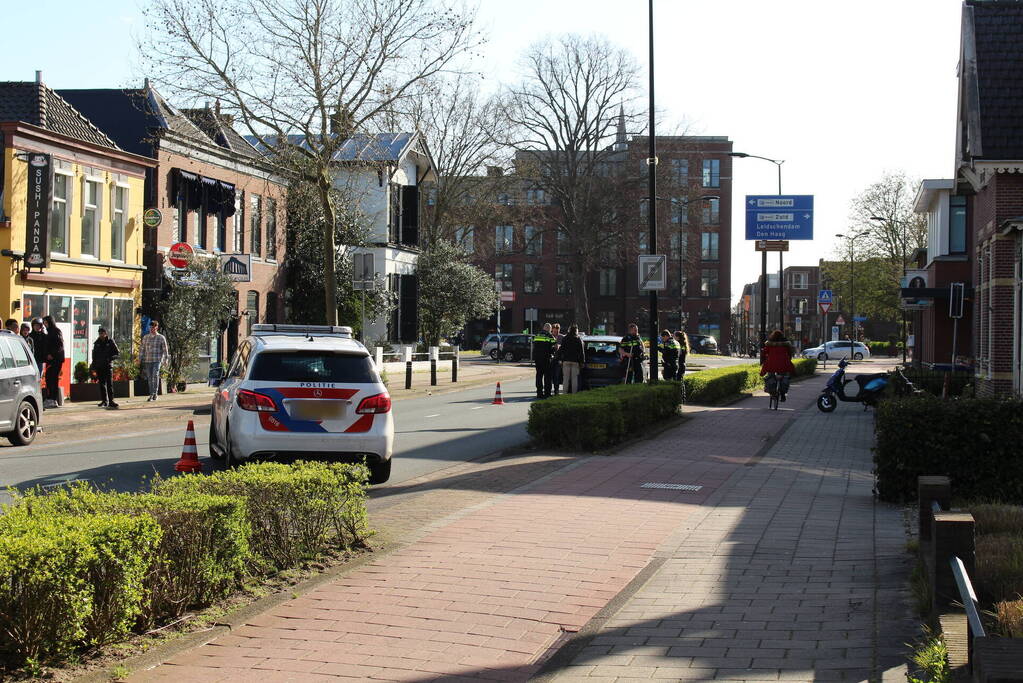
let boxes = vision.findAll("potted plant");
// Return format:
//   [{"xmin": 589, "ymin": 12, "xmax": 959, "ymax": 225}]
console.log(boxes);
[
  {"xmin": 112, "ymin": 353, "xmax": 138, "ymax": 398},
  {"xmin": 70, "ymin": 360, "xmax": 102, "ymax": 402}
]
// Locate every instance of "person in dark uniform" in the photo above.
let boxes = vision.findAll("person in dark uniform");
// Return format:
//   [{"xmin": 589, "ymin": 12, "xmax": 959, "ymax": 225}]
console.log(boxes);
[
  {"xmin": 674, "ymin": 331, "xmax": 689, "ymax": 380},
  {"xmin": 619, "ymin": 323, "xmax": 645, "ymax": 384},
  {"xmin": 532, "ymin": 323, "xmax": 557, "ymax": 399},
  {"xmin": 658, "ymin": 330, "xmax": 680, "ymax": 381},
  {"xmin": 29, "ymin": 318, "xmax": 47, "ymax": 370}
]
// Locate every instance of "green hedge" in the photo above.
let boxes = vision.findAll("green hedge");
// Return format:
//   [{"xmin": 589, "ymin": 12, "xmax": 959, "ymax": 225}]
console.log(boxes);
[
  {"xmin": 681, "ymin": 358, "xmax": 816, "ymax": 405},
  {"xmin": 874, "ymin": 397, "xmax": 1023, "ymax": 502},
  {"xmin": 528, "ymin": 382, "xmax": 682, "ymax": 450},
  {"xmin": 866, "ymin": 340, "xmax": 903, "ymax": 355}
]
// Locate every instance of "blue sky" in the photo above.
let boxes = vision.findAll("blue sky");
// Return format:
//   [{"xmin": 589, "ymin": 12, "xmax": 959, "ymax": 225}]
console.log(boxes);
[{"xmin": 5, "ymin": 0, "xmax": 964, "ymax": 302}]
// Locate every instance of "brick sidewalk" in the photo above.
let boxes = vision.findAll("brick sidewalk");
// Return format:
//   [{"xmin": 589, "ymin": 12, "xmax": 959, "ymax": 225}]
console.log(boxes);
[{"xmin": 127, "ymin": 375, "xmax": 913, "ymax": 682}]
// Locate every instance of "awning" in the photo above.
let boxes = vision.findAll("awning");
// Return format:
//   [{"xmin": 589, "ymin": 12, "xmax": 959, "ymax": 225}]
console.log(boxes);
[{"xmin": 172, "ymin": 169, "xmax": 235, "ymax": 216}]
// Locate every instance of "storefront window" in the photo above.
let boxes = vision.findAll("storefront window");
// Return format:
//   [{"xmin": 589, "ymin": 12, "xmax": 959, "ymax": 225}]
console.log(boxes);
[
  {"xmin": 48, "ymin": 295, "xmax": 72, "ymax": 323},
  {"xmin": 93, "ymin": 299, "xmax": 113, "ymax": 337},
  {"xmin": 114, "ymin": 300, "xmax": 134, "ymax": 355},
  {"xmin": 23, "ymin": 294, "xmax": 46, "ymax": 320}
]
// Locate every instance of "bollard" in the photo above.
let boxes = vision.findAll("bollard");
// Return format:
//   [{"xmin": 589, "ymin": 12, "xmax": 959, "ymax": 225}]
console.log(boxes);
[
  {"xmin": 405, "ymin": 360, "xmax": 412, "ymax": 390},
  {"xmin": 430, "ymin": 358, "xmax": 437, "ymax": 386},
  {"xmin": 452, "ymin": 348, "xmax": 458, "ymax": 383},
  {"xmin": 932, "ymin": 511, "xmax": 975, "ymax": 611},
  {"xmin": 918, "ymin": 476, "xmax": 952, "ymax": 542},
  {"xmin": 374, "ymin": 346, "xmax": 384, "ymax": 369}
]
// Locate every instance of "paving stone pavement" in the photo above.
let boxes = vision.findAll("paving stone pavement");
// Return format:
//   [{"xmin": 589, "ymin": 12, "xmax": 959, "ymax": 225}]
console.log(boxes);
[{"xmin": 128, "ymin": 373, "xmax": 914, "ymax": 682}]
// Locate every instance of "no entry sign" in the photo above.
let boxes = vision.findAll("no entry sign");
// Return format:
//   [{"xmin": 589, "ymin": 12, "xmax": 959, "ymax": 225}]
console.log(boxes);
[{"xmin": 168, "ymin": 242, "xmax": 194, "ymax": 268}]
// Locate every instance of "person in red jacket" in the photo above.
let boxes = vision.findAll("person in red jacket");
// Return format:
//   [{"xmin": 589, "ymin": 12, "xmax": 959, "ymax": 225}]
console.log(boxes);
[{"xmin": 760, "ymin": 330, "xmax": 796, "ymax": 401}]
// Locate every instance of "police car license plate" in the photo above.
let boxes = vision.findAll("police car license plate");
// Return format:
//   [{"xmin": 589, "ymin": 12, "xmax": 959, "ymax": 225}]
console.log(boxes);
[
  {"xmin": 289, "ymin": 400, "xmax": 343, "ymax": 420},
  {"xmin": 586, "ymin": 363, "xmax": 607, "ymax": 369}
]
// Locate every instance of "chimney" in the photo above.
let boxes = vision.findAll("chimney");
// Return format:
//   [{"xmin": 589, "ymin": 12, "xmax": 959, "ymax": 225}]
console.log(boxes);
[
  {"xmin": 486, "ymin": 166, "xmax": 504, "ymax": 177},
  {"xmin": 204, "ymin": 100, "xmax": 212, "ymax": 111},
  {"xmin": 35, "ymin": 70, "xmax": 42, "ymax": 84}
]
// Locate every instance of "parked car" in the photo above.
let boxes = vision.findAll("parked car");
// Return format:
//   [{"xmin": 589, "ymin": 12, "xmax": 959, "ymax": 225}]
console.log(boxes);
[
  {"xmin": 209, "ymin": 324, "xmax": 393, "ymax": 484},
  {"xmin": 480, "ymin": 333, "xmax": 516, "ymax": 360},
  {"xmin": 802, "ymin": 340, "xmax": 871, "ymax": 361},
  {"xmin": 496, "ymin": 334, "xmax": 533, "ymax": 362},
  {"xmin": 581, "ymin": 335, "xmax": 627, "ymax": 388},
  {"xmin": 0, "ymin": 331, "xmax": 42, "ymax": 446},
  {"xmin": 687, "ymin": 333, "xmax": 719, "ymax": 355}
]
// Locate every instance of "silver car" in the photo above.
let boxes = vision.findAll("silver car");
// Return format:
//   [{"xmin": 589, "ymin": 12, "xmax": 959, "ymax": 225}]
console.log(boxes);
[{"xmin": 0, "ymin": 332, "xmax": 42, "ymax": 445}]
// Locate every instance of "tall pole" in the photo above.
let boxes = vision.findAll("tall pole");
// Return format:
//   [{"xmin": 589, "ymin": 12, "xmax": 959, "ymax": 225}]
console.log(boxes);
[
  {"xmin": 776, "ymin": 163, "xmax": 784, "ymax": 339},
  {"xmin": 849, "ymin": 238, "xmax": 856, "ymax": 344},
  {"xmin": 647, "ymin": 0, "xmax": 658, "ymax": 381},
  {"xmin": 759, "ymin": 252, "xmax": 767, "ymax": 346},
  {"xmin": 902, "ymin": 221, "xmax": 907, "ymax": 364}
]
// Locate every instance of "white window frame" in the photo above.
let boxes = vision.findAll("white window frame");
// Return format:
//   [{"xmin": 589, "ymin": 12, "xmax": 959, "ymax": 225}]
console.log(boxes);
[
  {"xmin": 791, "ymin": 271, "xmax": 808, "ymax": 289},
  {"xmin": 455, "ymin": 226, "xmax": 474, "ymax": 254},
  {"xmin": 110, "ymin": 182, "xmax": 129, "ymax": 262},
  {"xmin": 51, "ymin": 169, "xmax": 74, "ymax": 256},
  {"xmin": 524, "ymin": 225, "xmax": 541, "ymax": 256},
  {"xmin": 495, "ymin": 225, "xmax": 513, "ymax": 254},
  {"xmin": 81, "ymin": 175, "xmax": 103, "ymax": 259}
]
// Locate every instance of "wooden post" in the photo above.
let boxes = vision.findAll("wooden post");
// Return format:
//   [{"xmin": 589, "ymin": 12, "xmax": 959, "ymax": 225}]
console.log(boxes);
[
  {"xmin": 932, "ymin": 511, "xmax": 975, "ymax": 611},
  {"xmin": 918, "ymin": 475, "xmax": 952, "ymax": 542}
]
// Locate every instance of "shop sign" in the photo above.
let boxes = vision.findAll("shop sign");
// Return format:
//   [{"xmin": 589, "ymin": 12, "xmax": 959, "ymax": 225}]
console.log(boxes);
[
  {"xmin": 219, "ymin": 253, "xmax": 252, "ymax": 282},
  {"xmin": 168, "ymin": 242, "xmax": 194, "ymax": 268},
  {"xmin": 24, "ymin": 153, "xmax": 52, "ymax": 268},
  {"xmin": 143, "ymin": 208, "xmax": 162, "ymax": 228}
]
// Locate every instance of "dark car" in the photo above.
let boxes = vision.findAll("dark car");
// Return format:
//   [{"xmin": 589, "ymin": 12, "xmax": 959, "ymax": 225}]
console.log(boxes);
[
  {"xmin": 687, "ymin": 333, "xmax": 719, "ymax": 355},
  {"xmin": 581, "ymin": 335, "xmax": 627, "ymax": 388},
  {"xmin": 498, "ymin": 334, "xmax": 533, "ymax": 362}
]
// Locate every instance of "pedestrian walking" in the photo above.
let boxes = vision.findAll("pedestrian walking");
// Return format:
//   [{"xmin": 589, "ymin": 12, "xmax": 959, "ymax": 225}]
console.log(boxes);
[
  {"xmin": 557, "ymin": 325, "xmax": 585, "ymax": 394},
  {"xmin": 549, "ymin": 323, "xmax": 564, "ymax": 395},
  {"xmin": 532, "ymin": 323, "xmax": 557, "ymax": 399},
  {"xmin": 619, "ymin": 323, "xmax": 645, "ymax": 384},
  {"xmin": 91, "ymin": 328, "xmax": 120, "ymax": 409},
  {"xmin": 29, "ymin": 318, "xmax": 47, "ymax": 370},
  {"xmin": 674, "ymin": 331, "xmax": 689, "ymax": 380},
  {"xmin": 18, "ymin": 322, "xmax": 33, "ymax": 356},
  {"xmin": 42, "ymin": 315, "xmax": 65, "ymax": 408},
  {"xmin": 760, "ymin": 329, "xmax": 796, "ymax": 402},
  {"xmin": 140, "ymin": 321, "xmax": 170, "ymax": 401},
  {"xmin": 658, "ymin": 330, "xmax": 680, "ymax": 381}
]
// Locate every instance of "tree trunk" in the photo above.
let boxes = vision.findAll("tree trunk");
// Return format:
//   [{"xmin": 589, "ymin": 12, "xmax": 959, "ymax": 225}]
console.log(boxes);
[
  {"xmin": 317, "ymin": 175, "xmax": 338, "ymax": 325},
  {"xmin": 571, "ymin": 268, "xmax": 591, "ymax": 332}
]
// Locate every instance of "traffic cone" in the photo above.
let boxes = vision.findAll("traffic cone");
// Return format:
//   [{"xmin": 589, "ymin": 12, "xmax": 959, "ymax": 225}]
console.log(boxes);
[
  {"xmin": 492, "ymin": 382, "xmax": 505, "ymax": 405},
  {"xmin": 174, "ymin": 420, "xmax": 202, "ymax": 472}
]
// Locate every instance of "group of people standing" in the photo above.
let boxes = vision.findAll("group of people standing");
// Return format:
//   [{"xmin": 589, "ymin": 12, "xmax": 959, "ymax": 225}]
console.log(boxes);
[
  {"xmin": 619, "ymin": 324, "xmax": 692, "ymax": 384},
  {"xmin": 4, "ymin": 316, "xmax": 67, "ymax": 408}
]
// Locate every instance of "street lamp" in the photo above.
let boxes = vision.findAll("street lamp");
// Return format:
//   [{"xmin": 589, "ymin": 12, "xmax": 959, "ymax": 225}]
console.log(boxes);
[
  {"xmin": 835, "ymin": 232, "xmax": 865, "ymax": 347},
  {"xmin": 656, "ymin": 194, "xmax": 719, "ymax": 334},
  {"xmin": 729, "ymin": 152, "xmax": 785, "ymax": 346},
  {"xmin": 870, "ymin": 215, "xmax": 909, "ymax": 364}
]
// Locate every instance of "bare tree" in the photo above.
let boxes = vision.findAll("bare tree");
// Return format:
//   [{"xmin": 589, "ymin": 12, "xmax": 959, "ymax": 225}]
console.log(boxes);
[
  {"xmin": 848, "ymin": 171, "xmax": 927, "ymax": 270},
  {"xmin": 141, "ymin": 0, "xmax": 481, "ymax": 324},
  {"xmin": 499, "ymin": 34, "xmax": 643, "ymax": 330}
]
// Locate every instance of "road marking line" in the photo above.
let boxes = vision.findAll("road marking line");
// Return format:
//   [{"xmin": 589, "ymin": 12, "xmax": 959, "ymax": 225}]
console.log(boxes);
[
  {"xmin": 471, "ymin": 406, "xmax": 483, "ymax": 410},
  {"xmin": 425, "ymin": 414, "xmax": 441, "ymax": 418}
]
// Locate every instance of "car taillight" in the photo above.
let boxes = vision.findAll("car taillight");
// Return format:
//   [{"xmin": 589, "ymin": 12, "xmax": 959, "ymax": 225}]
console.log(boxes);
[
  {"xmin": 356, "ymin": 393, "xmax": 391, "ymax": 414},
  {"xmin": 237, "ymin": 389, "xmax": 277, "ymax": 412}
]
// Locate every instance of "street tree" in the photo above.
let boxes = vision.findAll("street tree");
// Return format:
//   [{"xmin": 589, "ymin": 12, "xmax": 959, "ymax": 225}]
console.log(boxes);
[
  {"xmin": 158, "ymin": 258, "xmax": 237, "ymax": 388},
  {"xmin": 141, "ymin": 0, "xmax": 481, "ymax": 324},
  {"xmin": 499, "ymin": 34, "xmax": 643, "ymax": 330},
  {"xmin": 848, "ymin": 171, "xmax": 927, "ymax": 269},
  {"xmin": 821, "ymin": 256, "xmax": 901, "ymax": 328},
  {"xmin": 416, "ymin": 240, "xmax": 499, "ymax": 346}
]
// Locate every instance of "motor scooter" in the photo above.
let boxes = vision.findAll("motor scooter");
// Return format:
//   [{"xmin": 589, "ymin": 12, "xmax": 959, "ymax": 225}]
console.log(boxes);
[{"xmin": 816, "ymin": 359, "xmax": 889, "ymax": 412}]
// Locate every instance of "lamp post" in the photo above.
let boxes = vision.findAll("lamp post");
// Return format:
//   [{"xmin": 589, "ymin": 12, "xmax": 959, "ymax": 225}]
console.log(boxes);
[
  {"xmin": 657, "ymin": 194, "xmax": 719, "ymax": 333},
  {"xmin": 835, "ymin": 232, "xmax": 865, "ymax": 347},
  {"xmin": 646, "ymin": 0, "xmax": 658, "ymax": 382},
  {"xmin": 871, "ymin": 215, "xmax": 909, "ymax": 364},
  {"xmin": 729, "ymin": 152, "xmax": 784, "ymax": 345}
]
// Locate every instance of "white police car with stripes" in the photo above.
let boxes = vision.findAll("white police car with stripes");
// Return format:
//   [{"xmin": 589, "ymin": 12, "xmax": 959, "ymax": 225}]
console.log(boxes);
[{"xmin": 209, "ymin": 324, "xmax": 393, "ymax": 483}]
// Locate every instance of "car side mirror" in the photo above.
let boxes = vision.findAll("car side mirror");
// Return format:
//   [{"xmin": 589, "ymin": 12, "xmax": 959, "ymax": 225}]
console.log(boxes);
[{"xmin": 208, "ymin": 365, "xmax": 226, "ymax": 386}]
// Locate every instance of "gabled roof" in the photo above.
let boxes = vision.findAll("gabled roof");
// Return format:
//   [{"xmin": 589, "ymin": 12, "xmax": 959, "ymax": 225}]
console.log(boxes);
[
  {"xmin": 245, "ymin": 131, "xmax": 424, "ymax": 164},
  {"xmin": 0, "ymin": 80, "xmax": 119, "ymax": 149},
  {"xmin": 180, "ymin": 107, "xmax": 259, "ymax": 159},
  {"xmin": 958, "ymin": 1, "xmax": 1023, "ymax": 161}
]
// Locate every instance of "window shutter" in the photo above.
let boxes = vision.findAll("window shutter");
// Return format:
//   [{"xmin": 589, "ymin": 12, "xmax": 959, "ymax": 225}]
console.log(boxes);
[
  {"xmin": 399, "ymin": 274, "xmax": 418, "ymax": 342},
  {"xmin": 401, "ymin": 185, "xmax": 419, "ymax": 246}
]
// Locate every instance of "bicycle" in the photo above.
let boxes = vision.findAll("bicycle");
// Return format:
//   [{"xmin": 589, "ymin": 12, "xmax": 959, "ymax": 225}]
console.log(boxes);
[{"xmin": 764, "ymin": 372, "xmax": 789, "ymax": 410}]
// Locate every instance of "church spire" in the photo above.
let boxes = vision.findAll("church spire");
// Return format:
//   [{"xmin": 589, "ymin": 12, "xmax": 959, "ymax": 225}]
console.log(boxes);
[{"xmin": 616, "ymin": 104, "xmax": 626, "ymax": 147}]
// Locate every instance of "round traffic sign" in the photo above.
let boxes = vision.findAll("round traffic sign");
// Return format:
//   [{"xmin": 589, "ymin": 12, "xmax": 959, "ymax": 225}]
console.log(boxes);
[
  {"xmin": 168, "ymin": 242, "xmax": 194, "ymax": 268},
  {"xmin": 143, "ymin": 208, "xmax": 163, "ymax": 228}
]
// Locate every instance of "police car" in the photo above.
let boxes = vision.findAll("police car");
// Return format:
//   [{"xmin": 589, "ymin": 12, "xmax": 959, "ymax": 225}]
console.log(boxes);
[{"xmin": 209, "ymin": 324, "xmax": 393, "ymax": 484}]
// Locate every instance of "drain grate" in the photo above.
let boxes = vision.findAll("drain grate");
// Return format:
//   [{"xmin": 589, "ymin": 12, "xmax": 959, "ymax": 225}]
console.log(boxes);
[{"xmin": 640, "ymin": 482, "xmax": 702, "ymax": 492}]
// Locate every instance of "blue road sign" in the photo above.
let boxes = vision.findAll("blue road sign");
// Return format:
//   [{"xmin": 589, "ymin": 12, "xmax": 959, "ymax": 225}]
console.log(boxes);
[
  {"xmin": 745, "ymin": 195, "xmax": 814, "ymax": 240},
  {"xmin": 853, "ymin": 315, "xmax": 868, "ymax": 322},
  {"xmin": 817, "ymin": 289, "xmax": 833, "ymax": 304}
]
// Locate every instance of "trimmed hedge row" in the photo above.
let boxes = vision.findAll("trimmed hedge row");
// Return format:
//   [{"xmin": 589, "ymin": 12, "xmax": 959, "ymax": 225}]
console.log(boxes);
[
  {"xmin": 0, "ymin": 461, "xmax": 369, "ymax": 669},
  {"xmin": 874, "ymin": 397, "xmax": 1023, "ymax": 502},
  {"xmin": 527, "ymin": 359, "xmax": 818, "ymax": 450}
]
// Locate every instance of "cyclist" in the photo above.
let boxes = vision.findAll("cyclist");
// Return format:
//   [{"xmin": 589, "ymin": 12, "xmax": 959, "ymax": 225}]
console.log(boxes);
[{"xmin": 760, "ymin": 329, "xmax": 796, "ymax": 402}]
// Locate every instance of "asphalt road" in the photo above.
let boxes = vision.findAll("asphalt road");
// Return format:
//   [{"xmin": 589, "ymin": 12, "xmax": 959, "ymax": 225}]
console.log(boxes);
[{"xmin": 0, "ymin": 377, "xmax": 536, "ymax": 506}]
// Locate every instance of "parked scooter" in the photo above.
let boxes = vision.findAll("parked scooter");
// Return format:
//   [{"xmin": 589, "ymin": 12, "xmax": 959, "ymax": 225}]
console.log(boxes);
[{"xmin": 816, "ymin": 359, "xmax": 889, "ymax": 412}]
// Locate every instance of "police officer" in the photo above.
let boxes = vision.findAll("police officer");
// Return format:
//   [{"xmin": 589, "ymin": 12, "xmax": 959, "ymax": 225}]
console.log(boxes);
[
  {"xmin": 532, "ymin": 323, "xmax": 557, "ymax": 399},
  {"xmin": 658, "ymin": 330, "xmax": 680, "ymax": 381},
  {"xmin": 619, "ymin": 322, "xmax": 645, "ymax": 384}
]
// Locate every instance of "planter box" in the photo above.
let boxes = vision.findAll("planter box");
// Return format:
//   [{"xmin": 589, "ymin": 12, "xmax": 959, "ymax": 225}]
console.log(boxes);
[
  {"xmin": 69, "ymin": 382, "xmax": 102, "ymax": 403},
  {"xmin": 134, "ymin": 378, "xmax": 163, "ymax": 397},
  {"xmin": 112, "ymin": 380, "xmax": 132, "ymax": 399}
]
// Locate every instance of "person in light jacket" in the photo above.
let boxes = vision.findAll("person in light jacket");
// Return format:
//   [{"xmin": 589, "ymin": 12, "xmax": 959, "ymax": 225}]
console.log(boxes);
[
  {"xmin": 139, "ymin": 321, "xmax": 170, "ymax": 401},
  {"xmin": 557, "ymin": 325, "xmax": 585, "ymax": 394}
]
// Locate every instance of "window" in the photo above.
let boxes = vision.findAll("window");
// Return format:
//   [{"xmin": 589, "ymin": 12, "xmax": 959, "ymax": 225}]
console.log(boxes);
[
  {"xmin": 495, "ymin": 225, "xmax": 513, "ymax": 254},
  {"xmin": 526, "ymin": 188, "xmax": 546, "ymax": 205},
  {"xmin": 523, "ymin": 263, "xmax": 543, "ymax": 294},
  {"xmin": 556, "ymin": 264, "xmax": 573, "ymax": 295},
  {"xmin": 700, "ymin": 269, "xmax": 719, "ymax": 297},
  {"xmin": 671, "ymin": 159, "xmax": 689, "ymax": 185},
  {"xmin": 702, "ymin": 198, "xmax": 720, "ymax": 224},
  {"xmin": 249, "ymin": 194, "xmax": 261, "ymax": 256},
  {"xmin": 176, "ymin": 188, "xmax": 187, "ymax": 244},
  {"xmin": 8, "ymin": 337, "xmax": 31, "ymax": 368},
  {"xmin": 701, "ymin": 233, "xmax": 719, "ymax": 261},
  {"xmin": 671, "ymin": 232, "xmax": 687, "ymax": 261},
  {"xmin": 194, "ymin": 205, "xmax": 207, "ymax": 250},
  {"xmin": 639, "ymin": 198, "xmax": 649, "ymax": 220},
  {"xmin": 593, "ymin": 311, "xmax": 615, "ymax": 334},
  {"xmin": 23, "ymin": 293, "xmax": 46, "ymax": 320},
  {"xmin": 524, "ymin": 225, "xmax": 542, "ymax": 256},
  {"xmin": 51, "ymin": 172, "xmax": 70, "ymax": 254},
  {"xmin": 265, "ymin": 291, "xmax": 279, "ymax": 324},
  {"xmin": 234, "ymin": 191, "xmax": 244, "ymax": 252},
  {"xmin": 791, "ymin": 271, "xmax": 808, "ymax": 289},
  {"xmin": 81, "ymin": 178, "xmax": 101, "ymax": 257},
  {"xmin": 246, "ymin": 290, "xmax": 259, "ymax": 336},
  {"xmin": 556, "ymin": 230, "xmax": 570, "ymax": 256},
  {"xmin": 110, "ymin": 185, "xmax": 127, "ymax": 261},
  {"xmin": 496, "ymin": 192, "xmax": 512, "ymax": 206},
  {"xmin": 266, "ymin": 198, "xmax": 277, "ymax": 260},
  {"xmin": 455, "ymin": 226, "xmax": 474, "ymax": 254},
  {"xmin": 672, "ymin": 200, "xmax": 688, "ymax": 225},
  {"xmin": 702, "ymin": 159, "xmax": 720, "ymax": 188},
  {"xmin": 215, "ymin": 212, "xmax": 226, "ymax": 252},
  {"xmin": 495, "ymin": 263, "xmax": 513, "ymax": 291},
  {"xmin": 0, "ymin": 339, "xmax": 14, "ymax": 370},
  {"xmin": 599, "ymin": 268, "xmax": 617, "ymax": 297},
  {"xmin": 250, "ymin": 351, "xmax": 377, "ymax": 383},
  {"xmin": 950, "ymin": 195, "xmax": 967, "ymax": 254},
  {"xmin": 638, "ymin": 230, "xmax": 649, "ymax": 253},
  {"xmin": 425, "ymin": 186, "xmax": 437, "ymax": 206}
]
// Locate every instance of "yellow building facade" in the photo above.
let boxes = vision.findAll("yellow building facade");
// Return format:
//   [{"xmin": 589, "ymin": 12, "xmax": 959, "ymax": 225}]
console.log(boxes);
[{"xmin": 1, "ymin": 110, "xmax": 155, "ymax": 394}]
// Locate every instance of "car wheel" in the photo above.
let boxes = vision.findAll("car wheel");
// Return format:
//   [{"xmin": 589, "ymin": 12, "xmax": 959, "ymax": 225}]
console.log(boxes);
[
  {"xmin": 489, "ymin": 349, "xmax": 499, "ymax": 360},
  {"xmin": 208, "ymin": 419, "xmax": 225, "ymax": 461},
  {"xmin": 8, "ymin": 400, "xmax": 38, "ymax": 446},
  {"xmin": 817, "ymin": 352, "xmax": 826, "ymax": 361},
  {"xmin": 853, "ymin": 353, "xmax": 864, "ymax": 361},
  {"xmin": 503, "ymin": 351, "xmax": 516, "ymax": 362},
  {"xmin": 368, "ymin": 458, "xmax": 392, "ymax": 485},
  {"xmin": 817, "ymin": 394, "xmax": 837, "ymax": 413},
  {"xmin": 224, "ymin": 423, "xmax": 241, "ymax": 468}
]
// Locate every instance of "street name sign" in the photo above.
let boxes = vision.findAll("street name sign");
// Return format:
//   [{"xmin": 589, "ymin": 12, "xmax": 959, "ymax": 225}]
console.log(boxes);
[
  {"xmin": 638, "ymin": 254, "xmax": 667, "ymax": 291},
  {"xmin": 755, "ymin": 240, "xmax": 789, "ymax": 252},
  {"xmin": 745, "ymin": 195, "xmax": 814, "ymax": 240}
]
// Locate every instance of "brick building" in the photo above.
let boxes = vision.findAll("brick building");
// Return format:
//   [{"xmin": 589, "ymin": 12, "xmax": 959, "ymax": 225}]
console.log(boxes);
[
  {"xmin": 61, "ymin": 84, "xmax": 286, "ymax": 367},
  {"xmin": 952, "ymin": 0, "xmax": 1023, "ymax": 395}
]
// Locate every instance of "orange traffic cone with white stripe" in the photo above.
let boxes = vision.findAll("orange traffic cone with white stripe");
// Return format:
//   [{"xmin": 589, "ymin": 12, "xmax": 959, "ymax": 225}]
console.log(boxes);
[
  {"xmin": 174, "ymin": 420, "xmax": 202, "ymax": 472},
  {"xmin": 492, "ymin": 382, "xmax": 505, "ymax": 405}
]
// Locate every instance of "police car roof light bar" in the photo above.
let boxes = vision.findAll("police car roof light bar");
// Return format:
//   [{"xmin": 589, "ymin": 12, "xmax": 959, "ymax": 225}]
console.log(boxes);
[{"xmin": 251, "ymin": 324, "xmax": 353, "ymax": 338}]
